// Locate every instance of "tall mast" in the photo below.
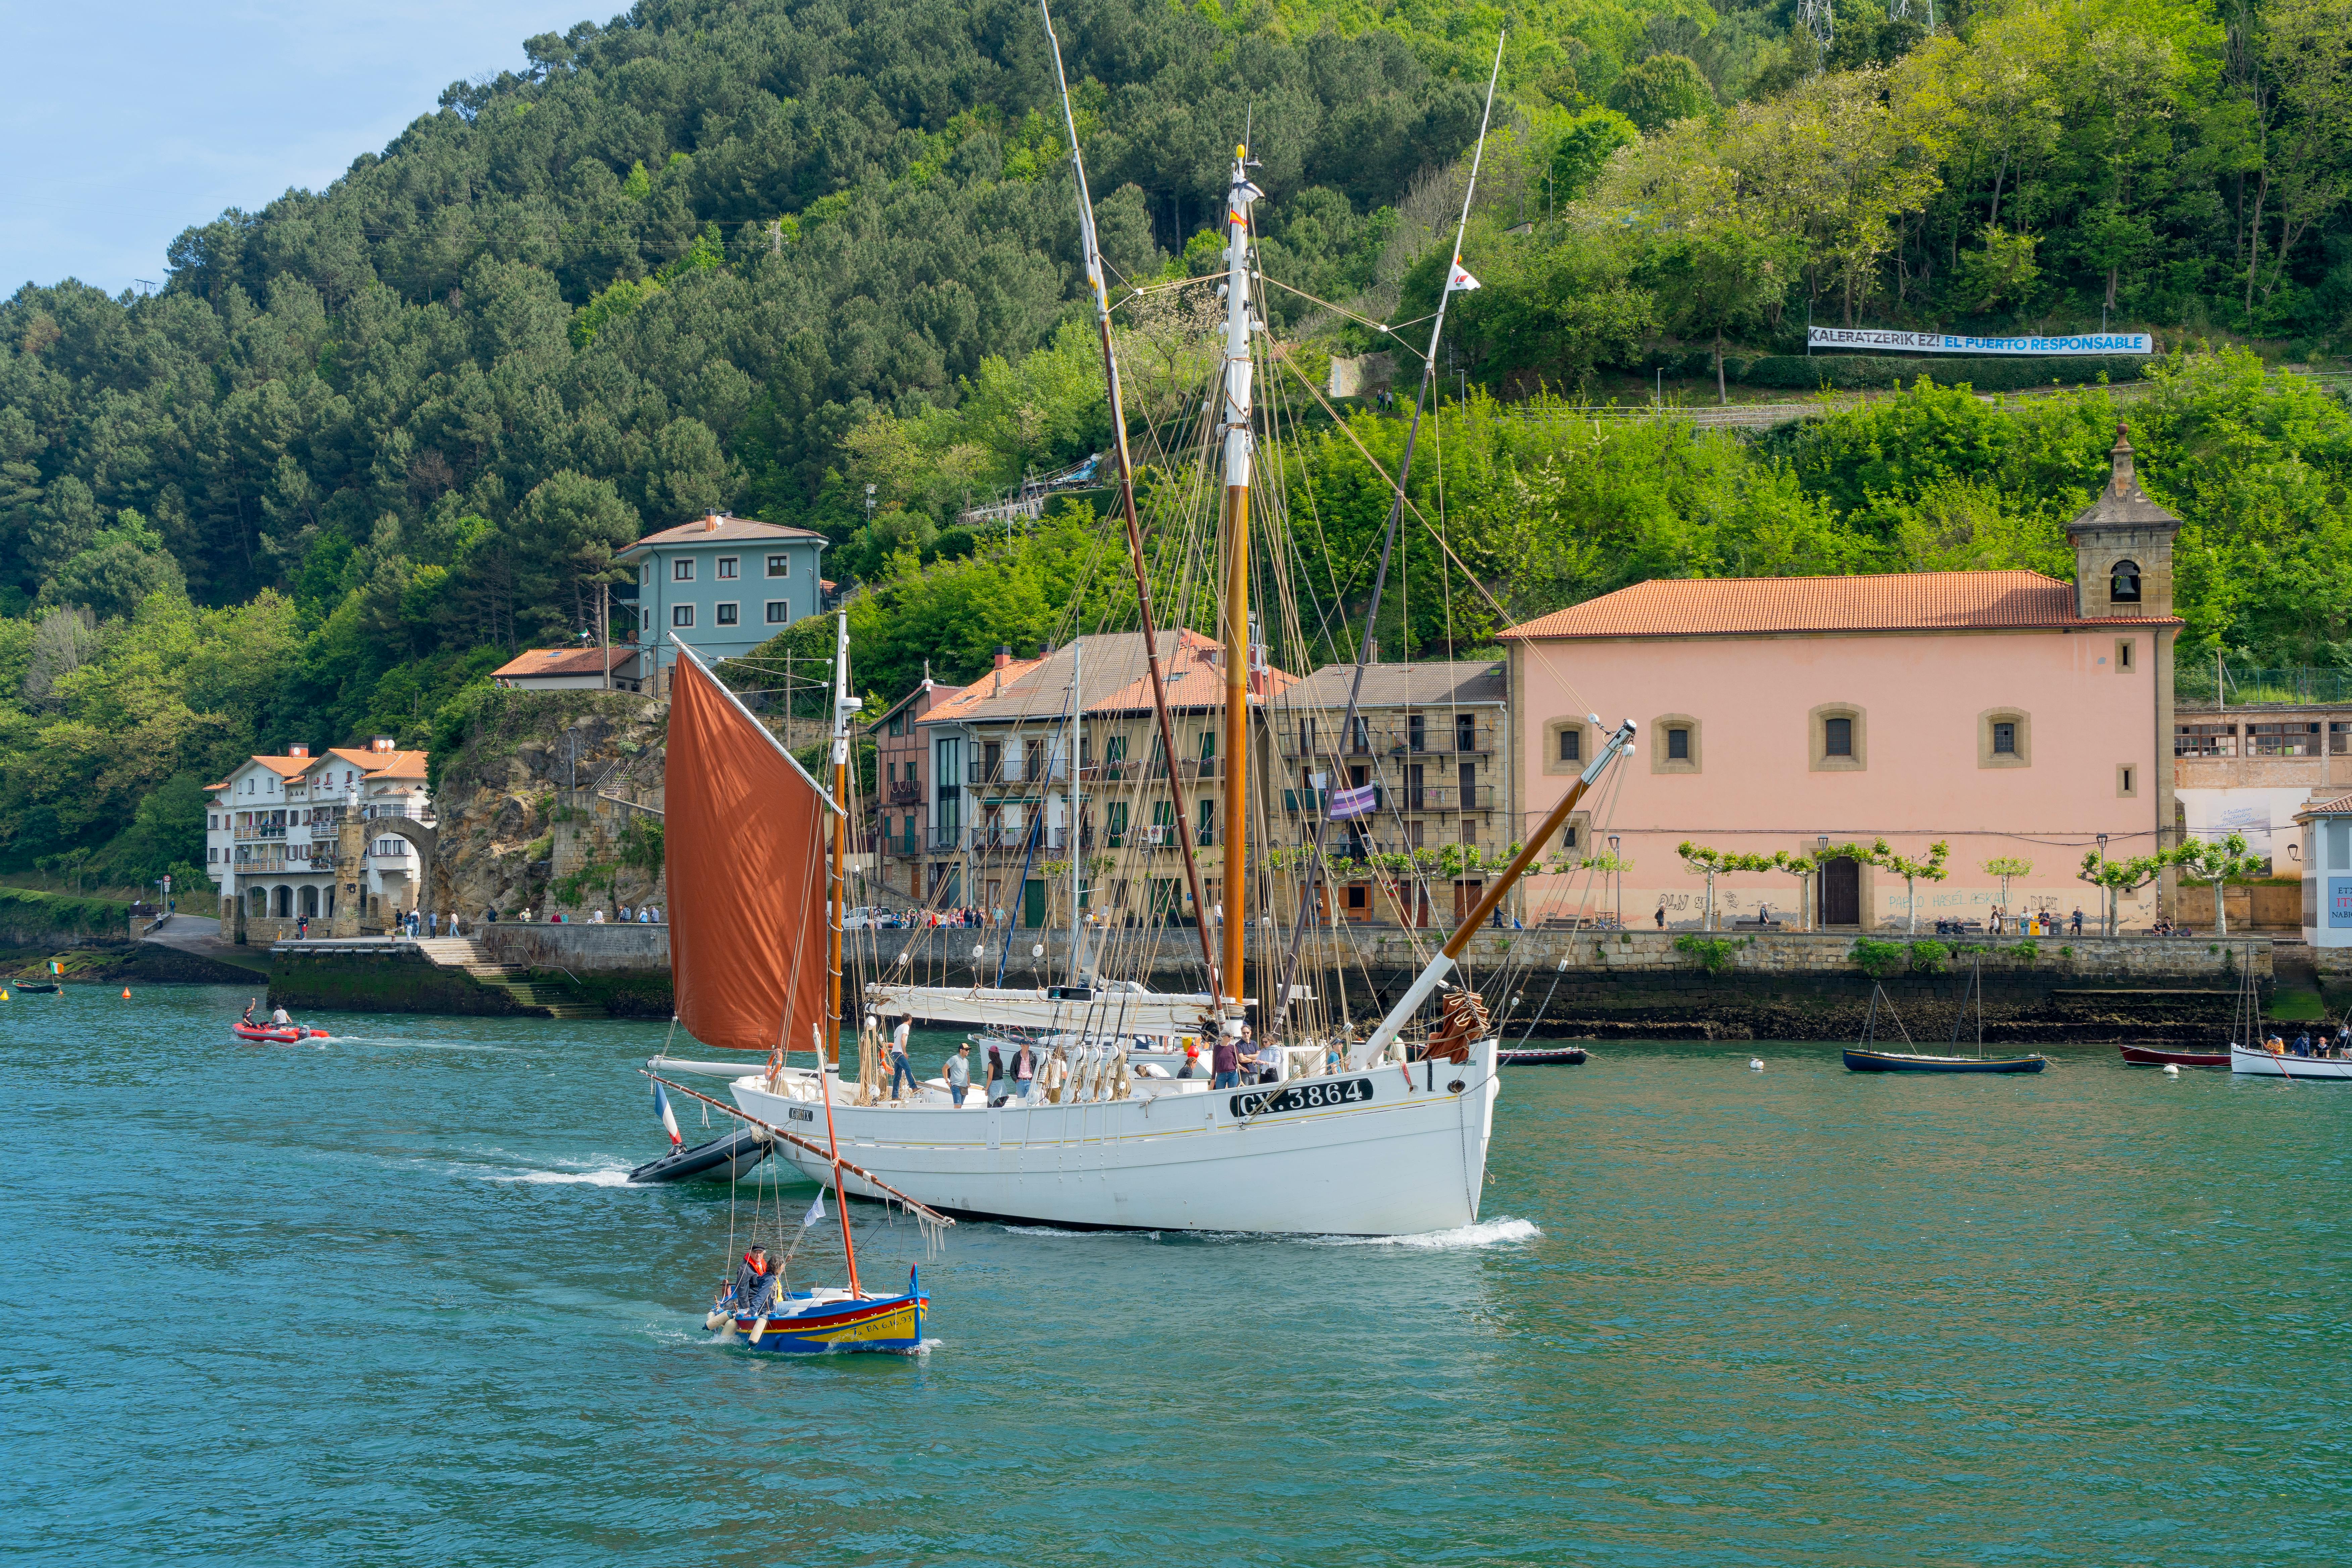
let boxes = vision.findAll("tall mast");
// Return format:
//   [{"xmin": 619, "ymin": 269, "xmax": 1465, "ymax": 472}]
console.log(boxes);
[
  {"xmin": 1038, "ymin": 0, "xmax": 1220, "ymax": 994},
  {"xmin": 1068, "ymin": 637, "xmax": 1086, "ymax": 987},
  {"xmin": 1273, "ymin": 33, "xmax": 1505, "ymax": 1043},
  {"xmin": 823, "ymin": 608, "xmax": 862, "ymax": 1292},
  {"xmin": 1219, "ymin": 142, "xmax": 1263, "ymax": 1018}
]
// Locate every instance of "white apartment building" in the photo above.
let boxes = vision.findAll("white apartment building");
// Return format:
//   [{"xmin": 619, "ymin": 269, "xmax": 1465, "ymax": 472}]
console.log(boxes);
[{"xmin": 207, "ymin": 737, "xmax": 433, "ymax": 932}]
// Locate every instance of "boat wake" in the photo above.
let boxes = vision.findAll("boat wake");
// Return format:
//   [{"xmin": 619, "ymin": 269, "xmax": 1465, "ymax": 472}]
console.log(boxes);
[
  {"xmin": 1302, "ymin": 1217, "xmax": 1541, "ymax": 1250},
  {"xmin": 495, "ymin": 1165, "xmax": 639, "ymax": 1186}
]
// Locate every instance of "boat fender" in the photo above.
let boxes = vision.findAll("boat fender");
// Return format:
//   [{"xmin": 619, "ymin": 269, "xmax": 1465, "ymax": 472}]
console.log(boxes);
[
  {"xmin": 1447, "ymin": 1079, "xmax": 1465, "ymax": 1094},
  {"xmin": 2164, "ymin": 1064, "xmax": 2180, "ymax": 1077}
]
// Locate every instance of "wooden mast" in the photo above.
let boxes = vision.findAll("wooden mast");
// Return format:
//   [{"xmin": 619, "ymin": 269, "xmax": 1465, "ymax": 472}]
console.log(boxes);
[
  {"xmin": 1040, "ymin": 0, "xmax": 1221, "ymax": 994},
  {"xmin": 822, "ymin": 609, "xmax": 861, "ymax": 1293},
  {"xmin": 1218, "ymin": 143, "xmax": 1262, "ymax": 1019}
]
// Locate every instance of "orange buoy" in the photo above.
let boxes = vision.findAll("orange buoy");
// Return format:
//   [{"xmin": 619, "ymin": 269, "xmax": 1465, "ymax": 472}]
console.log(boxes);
[{"xmin": 122, "ymin": 988, "xmax": 132, "ymax": 998}]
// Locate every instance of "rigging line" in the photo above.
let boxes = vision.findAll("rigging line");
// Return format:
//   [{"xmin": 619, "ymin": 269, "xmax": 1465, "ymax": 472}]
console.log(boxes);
[
  {"xmin": 1248, "ymin": 272, "xmax": 1435, "ymax": 359},
  {"xmin": 1262, "ymin": 343, "xmax": 1595, "ymax": 719}
]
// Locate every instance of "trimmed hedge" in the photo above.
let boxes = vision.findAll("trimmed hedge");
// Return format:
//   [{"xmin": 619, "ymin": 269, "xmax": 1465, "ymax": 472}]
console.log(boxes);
[{"xmin": 0, "ymin": 885, "xmax": 133, "ymax": 939}]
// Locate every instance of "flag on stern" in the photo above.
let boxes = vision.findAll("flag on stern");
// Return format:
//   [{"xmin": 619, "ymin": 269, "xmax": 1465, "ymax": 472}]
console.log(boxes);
[{"xmin": 653, "ymin": 1081, "xmax": 682, "ymax": 1147}]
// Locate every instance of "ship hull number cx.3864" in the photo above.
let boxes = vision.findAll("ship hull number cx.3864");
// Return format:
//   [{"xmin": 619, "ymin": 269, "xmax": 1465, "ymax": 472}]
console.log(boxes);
[{"xmin": 1230, "ymin": 1077, "xmax": 1375, "ymax": 1117}]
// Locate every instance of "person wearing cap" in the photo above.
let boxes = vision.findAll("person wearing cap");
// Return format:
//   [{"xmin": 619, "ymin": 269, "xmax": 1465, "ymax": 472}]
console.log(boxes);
[
  {"xmin": 945, "ymin": 1042, "xmax": 972, "ymax": 1107},
  {"xmin": 1177, "ymin": 1042, "xmax": 1202, "ymax": 1080}
]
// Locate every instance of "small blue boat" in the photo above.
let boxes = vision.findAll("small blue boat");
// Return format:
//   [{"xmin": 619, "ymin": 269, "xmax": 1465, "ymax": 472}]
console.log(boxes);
[{"xmin": 709, "ymin": 1265, "xmax": 929, "ymax": 1354}]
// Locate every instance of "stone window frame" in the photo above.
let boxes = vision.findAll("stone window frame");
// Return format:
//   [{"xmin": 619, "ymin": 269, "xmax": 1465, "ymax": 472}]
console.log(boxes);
[
  {"xmin": 1558, "ymin": 809, "xmax": 1593, "ymax": 854},
  {"xmin": 1978, "ymin": 707, "xmax": 2033, "ymax": 769},
  {"xmin": 1651, "ymin": 714, "xmax": 1702, "ymax": 775},
  {"xmin": 716, "ymin": 555, "xmax": 740, "ymax": 580},
  {"xmin": 1542, "ymin": 716, "xmax": 1591, "ymax": 777},
  {"xmin": 2117, "ymin": 763, "xmax": 2138, "ymax": 798},
  {"xmin": 2110, "ymin": 559, "xmax": 2142, "ymax": 603},
  {"xmin": 714, "ymin": 601, "xmax": 740, "ymax": 627},
  {"xmin": 1809, "ymin": 702, "xmax": 1868, "ymax": 773},
  {"xmin": 2114, "ymin": 637, "xmax": 2136, "ymax": 675},
  {"xmin": 766, "ymin": 552, "xmax": 791, "ymax": 578}
]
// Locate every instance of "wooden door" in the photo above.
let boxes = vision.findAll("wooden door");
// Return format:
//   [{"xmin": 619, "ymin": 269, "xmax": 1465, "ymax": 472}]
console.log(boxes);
[{"xmin": 1820, "ymin": 857, "xmax": 1860, "ymax": 926}]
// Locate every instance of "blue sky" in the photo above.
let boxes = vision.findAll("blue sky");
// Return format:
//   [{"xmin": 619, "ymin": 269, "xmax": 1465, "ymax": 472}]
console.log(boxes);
[{"xmin": 2, "ymin": 2, "xmax": 593, "ymax": 295}]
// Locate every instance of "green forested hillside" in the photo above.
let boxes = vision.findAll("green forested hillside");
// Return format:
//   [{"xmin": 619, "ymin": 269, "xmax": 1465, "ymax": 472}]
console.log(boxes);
[{"xmin": 3, "ymin": 0, "xmax": 2350, "ymax": 889}]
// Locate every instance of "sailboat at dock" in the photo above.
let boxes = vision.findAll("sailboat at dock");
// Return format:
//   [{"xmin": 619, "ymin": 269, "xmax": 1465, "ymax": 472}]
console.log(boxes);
[{"xmin": 654, "ymin": 10, "xmax": 1642, "ymax": 1236}]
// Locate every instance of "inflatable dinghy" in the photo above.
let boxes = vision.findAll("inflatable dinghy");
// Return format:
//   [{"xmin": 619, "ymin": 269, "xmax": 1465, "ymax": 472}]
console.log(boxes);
[
  {"xmin": 628, "ymin": 1125, "xmax": 771, "ymax": 1184},
  {"xmin": 232, "ymin": 1021, "xmax": 329, "ymax": 1044}
]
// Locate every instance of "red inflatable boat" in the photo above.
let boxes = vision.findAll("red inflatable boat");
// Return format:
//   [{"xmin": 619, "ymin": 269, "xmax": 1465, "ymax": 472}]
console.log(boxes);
[{"xmin": 231, "ymin": 1021, "xmax": 329, "ymax": 1044}]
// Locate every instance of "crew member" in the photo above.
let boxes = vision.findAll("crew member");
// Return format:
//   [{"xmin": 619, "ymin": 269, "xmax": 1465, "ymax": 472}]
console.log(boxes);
[
  {"xmin": 889, "ymin": 1015, "xmax": 917, "ymax": 1098},
  {"xmin": 731, "ymin": 1245, "xmax": 770, "ymax": 1309}
]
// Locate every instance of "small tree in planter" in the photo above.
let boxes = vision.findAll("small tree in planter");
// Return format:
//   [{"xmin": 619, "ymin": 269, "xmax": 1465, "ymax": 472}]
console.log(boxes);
[
  {"xmin": 2172, "ymin": 831, "xmax": 2266, "ymax": 937},
  {"xmin": 2076, "ymin": 846, "xmax": 2173, "ymax": 935},
  {"xmin": 1981, "ymin": 855, "xmax": 2032, "ymax": 925},
  {"xmin": 1882, "ymin": 839, "xmax": 1951, "ymax": 934},
  {"xmin": 1676, "ymin": 842, "xmax": 1780, "ymax": 930}
]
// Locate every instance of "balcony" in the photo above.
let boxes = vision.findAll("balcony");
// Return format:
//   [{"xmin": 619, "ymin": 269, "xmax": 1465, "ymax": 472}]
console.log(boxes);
[
  {"xmin": 1281, "ymin": 723, "xmax": 1496, "ymax": 760},
  {"xmin": 233, "ymin": 825, "xmax": 289, "ymax": 841},
  {"xmin": 1397, "ymin": 785, "xmax": 1494, "ymax": 813},
  {"xmin": 930, "ymin": 827, "xmax": 965, "ymax": 851},
  {"xmin": 887, "ymin": 780, "xmax": 923, "ymax": 805}
]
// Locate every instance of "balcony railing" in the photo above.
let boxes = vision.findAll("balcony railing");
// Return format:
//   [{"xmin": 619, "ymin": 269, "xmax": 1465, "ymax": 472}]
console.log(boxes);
[
  {"xmin": 887, "ymin": 780, "xmax": 923, "ymax": 804},
  {"xmin": 233, "ymin": 825, "xmax": 289, "ymax": 841},
  {"xmin": 1281, "ymin": 723, "xmax": 1496, "ymax": 760},
  {"xmin": 930, "ymin": 827, "xmax": 964, "ymax": 851}
]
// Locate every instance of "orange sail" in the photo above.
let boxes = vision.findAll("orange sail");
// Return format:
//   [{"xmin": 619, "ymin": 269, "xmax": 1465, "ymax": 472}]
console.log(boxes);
[{"xmin": 664, "ymin": 641, "xmax": 834, "ymax": 1052}]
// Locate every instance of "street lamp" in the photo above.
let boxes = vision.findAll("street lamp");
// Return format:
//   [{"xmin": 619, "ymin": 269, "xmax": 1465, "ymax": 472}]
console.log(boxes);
[{"xmin": 1608, "ymin": 833, "xmax": 1621, "ymax": 929}]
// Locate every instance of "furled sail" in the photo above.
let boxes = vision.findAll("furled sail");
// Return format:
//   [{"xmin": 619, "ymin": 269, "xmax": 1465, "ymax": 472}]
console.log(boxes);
[{"xmin": 665, "ymin": 639, "xmax": 835, "ymax": 1052}]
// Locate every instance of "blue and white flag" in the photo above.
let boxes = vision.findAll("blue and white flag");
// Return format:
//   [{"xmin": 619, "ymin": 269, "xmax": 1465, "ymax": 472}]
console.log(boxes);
[
  {"xmin": 653, "ymin": 1081, "xmax": 682, "ymax": 1146},
  {"xmin": 803, "ymin": 1190, "xmax": 828, "ymax": 1228},
  {"xmin": 1329, "ymin": 783, "xmax": 1376, "ymax": 821}
]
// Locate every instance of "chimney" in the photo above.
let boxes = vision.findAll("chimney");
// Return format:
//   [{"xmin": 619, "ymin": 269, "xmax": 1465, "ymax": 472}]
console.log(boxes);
[
  {"xmin": 704, "ymin": 513, "xmax": 722, "ymax": 531},
  {"xmin": 2108, "ymin": 423, "xmax": 2136, "ymax": 494},
  {"xmin": 288, "ymin": 743, "xmax": 309, "ymax": 758}
]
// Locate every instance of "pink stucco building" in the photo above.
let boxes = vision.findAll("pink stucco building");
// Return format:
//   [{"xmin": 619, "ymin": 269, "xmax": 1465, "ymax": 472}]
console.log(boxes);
[{"xmin": 1501, "ymin": 429, "xmax": 2184, "ymax": 931}]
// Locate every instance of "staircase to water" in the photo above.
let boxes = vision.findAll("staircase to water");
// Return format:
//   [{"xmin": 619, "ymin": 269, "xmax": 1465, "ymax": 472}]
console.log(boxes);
[{"xmin": 413, "ymin": 938, "xmax": 606, "ymax": 1019}]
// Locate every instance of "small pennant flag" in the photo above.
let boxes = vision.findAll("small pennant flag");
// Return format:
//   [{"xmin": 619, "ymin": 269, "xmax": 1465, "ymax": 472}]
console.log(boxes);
[
  {"xmin": 653, "ymin": 1081, "xmax": 682, "ymax": 1147},
  {"xmin": 1328, "ymin": 783, "xmax": 1377, "ymax": 821},
  {"xmin": 803, "ymin": 1190, "xmax": 828, "ymax": 1228},
  {"xmin": 1447, "ymin": 257, "xmax": 1481, "ymax": 293}
]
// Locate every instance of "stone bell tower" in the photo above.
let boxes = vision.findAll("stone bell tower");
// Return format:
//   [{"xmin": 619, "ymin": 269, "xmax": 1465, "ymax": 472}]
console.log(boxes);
[
  {"xmin": 2068, "ymin": 422, "xmax": 2183, "ymax": 912},
  {"xmin": 2067, "ymin": 424, "xmax": 2180, "ymax": 619}
]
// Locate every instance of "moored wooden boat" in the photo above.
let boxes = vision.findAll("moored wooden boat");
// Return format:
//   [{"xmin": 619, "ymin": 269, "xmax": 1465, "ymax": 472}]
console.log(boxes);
[
  {"xmin": 2119, "ymin": 1043, "xmax": 2228, "ymax": 1068},
  {"xmin": 1843, "ymin": 1046, "xmax": 2046, "ymax": 1074},
  {"xmin": 1499, "ymin": 1046, "xmax": 1588, "ymax": 1066},
  {"xmin": 1844, "ymin": 964, "xmax": 2047, "ymax": 1074}
]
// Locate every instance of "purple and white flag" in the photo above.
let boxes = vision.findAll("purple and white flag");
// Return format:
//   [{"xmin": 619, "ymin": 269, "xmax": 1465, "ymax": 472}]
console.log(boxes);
[{"xmin": 1328, "ymin": 783, "xmax": 1376, "ymax": 821}]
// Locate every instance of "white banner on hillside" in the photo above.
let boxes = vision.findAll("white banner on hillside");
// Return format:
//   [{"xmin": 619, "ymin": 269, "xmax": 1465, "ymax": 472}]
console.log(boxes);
[{"xmin": 1808, "ymin": 326, "xmax": 2153, "ymax": 356}]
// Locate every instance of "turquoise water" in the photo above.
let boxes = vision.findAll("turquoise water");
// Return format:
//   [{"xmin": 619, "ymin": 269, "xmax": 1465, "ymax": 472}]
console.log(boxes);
[{"xmin": 7, "ymin": 986, "xmax": 2348, "ymax": 1565}]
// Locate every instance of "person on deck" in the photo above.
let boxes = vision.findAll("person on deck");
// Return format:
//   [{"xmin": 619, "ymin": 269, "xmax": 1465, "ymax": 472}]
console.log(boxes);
[
  {"xmin": 945, "ymin": 1043, "xmax": 972, "ymax": 1107},
  {"xmin": 1011, "ymin": 1040, "xmax": 1038, "ymax": 1098},
  {"xmin": 730, "ymin": 1245, "xmax": 770, "ymax": 1310},
  {"xmin": 888, "ymin": 1015, "xmax": 917, "ymax": 1099},
  {"xmin": 986, "ymin": 1044, "xmax": 1005, "ymax": 1101},
  {"xmin": 1211, "ymin": 1029, "xmax": 1241, "ymax": 1090}
]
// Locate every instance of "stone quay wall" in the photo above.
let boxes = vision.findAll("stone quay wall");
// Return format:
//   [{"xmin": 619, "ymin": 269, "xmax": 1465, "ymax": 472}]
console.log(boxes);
[{"xmin": 243, "ymin": 920, "xmax": 2281, "ymax": 1041}]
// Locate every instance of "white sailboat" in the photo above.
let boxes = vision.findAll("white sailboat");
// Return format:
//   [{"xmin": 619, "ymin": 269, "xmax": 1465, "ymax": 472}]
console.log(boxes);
[{"xmin": 664, "ymin": 12, "xmax": 1641, "ymax": 1234}]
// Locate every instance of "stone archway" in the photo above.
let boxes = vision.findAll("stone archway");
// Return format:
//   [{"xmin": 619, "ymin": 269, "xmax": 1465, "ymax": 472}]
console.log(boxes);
[{"xmin": 370, "ymin": 815, "xmax": 440, "ymax": 914}]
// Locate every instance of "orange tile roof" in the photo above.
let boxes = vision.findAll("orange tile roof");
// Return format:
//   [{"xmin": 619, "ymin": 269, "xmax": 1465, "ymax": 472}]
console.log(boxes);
[
  {"xmin": 491, "ymin": 647, "xmax": 639, "ymax": 679},
  {"xmin": 2296, "ymin": 794, "xmax": 2352, "ymax": 819},
  {"xmin": 1499, "ymin": 571, "xmax": 2182, "ymax": 641}
]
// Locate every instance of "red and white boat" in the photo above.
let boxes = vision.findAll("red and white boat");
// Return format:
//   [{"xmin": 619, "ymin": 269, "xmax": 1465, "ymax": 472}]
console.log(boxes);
[{"xmin": 231, "ymin": 1020, "xmax": 328, "ymax": 1044}]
